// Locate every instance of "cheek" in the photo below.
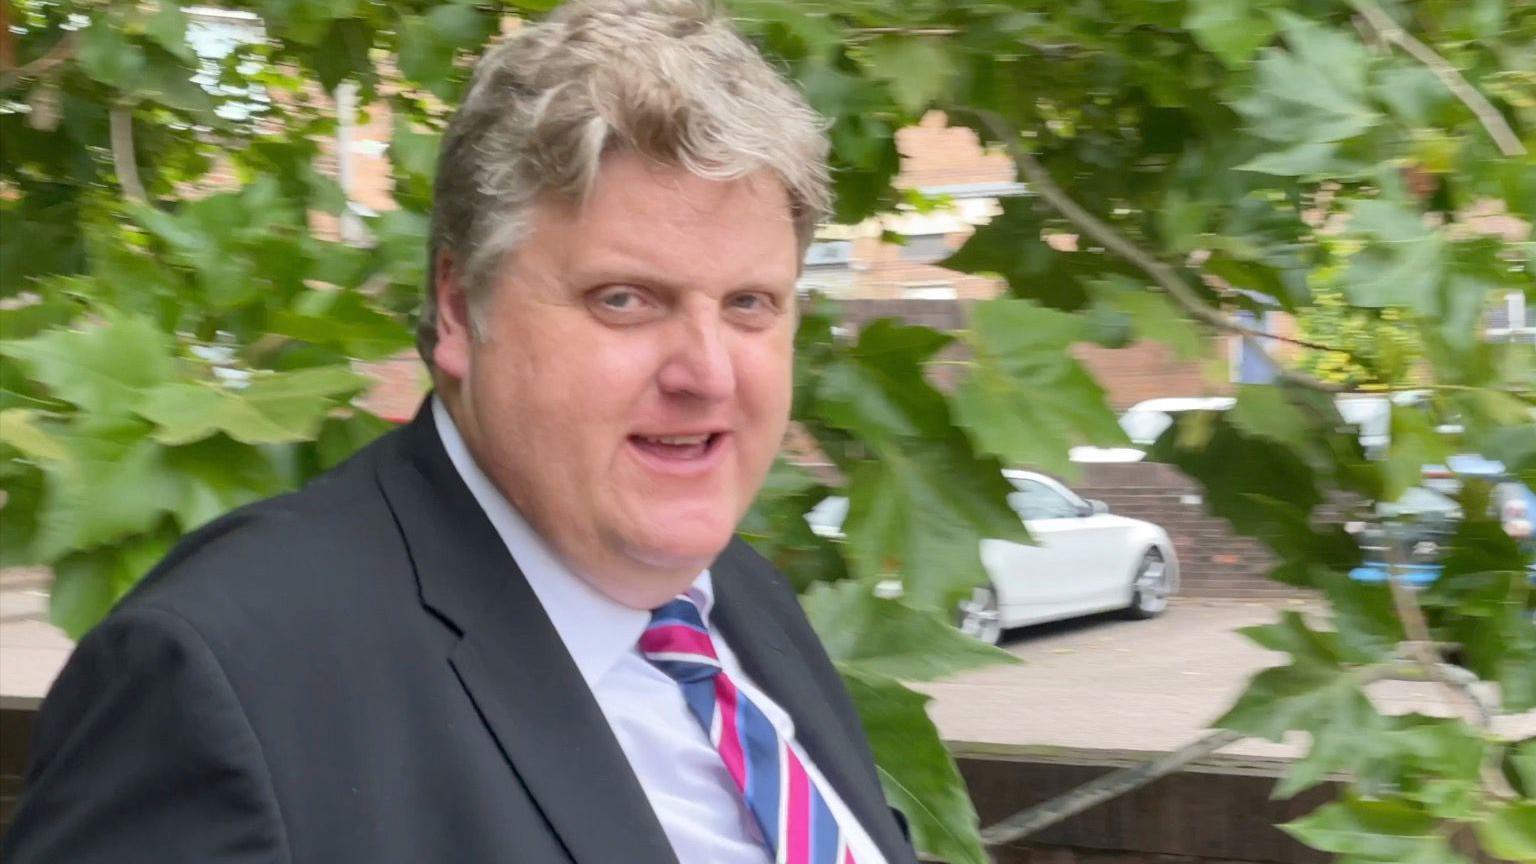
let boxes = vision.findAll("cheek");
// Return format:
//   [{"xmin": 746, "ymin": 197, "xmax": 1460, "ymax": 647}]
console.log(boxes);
[{"xmin": 736, "ymin": 337, "xmax": 795, "ymax": 418}]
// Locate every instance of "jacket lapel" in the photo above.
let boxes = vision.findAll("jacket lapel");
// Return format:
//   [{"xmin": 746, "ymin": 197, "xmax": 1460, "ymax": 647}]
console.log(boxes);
[
  {"xmin": 374, "ymin": 402, "xmax": 678, "ymax": 864},
  {"xmin": 710, "ymin": 542, "xmax": 917, "ymax": 863}
]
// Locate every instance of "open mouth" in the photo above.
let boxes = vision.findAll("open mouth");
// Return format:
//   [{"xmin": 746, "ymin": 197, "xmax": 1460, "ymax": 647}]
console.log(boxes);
[{"xmin": 627, "ymin": 432, "xmax": 724, "ymax": 462}]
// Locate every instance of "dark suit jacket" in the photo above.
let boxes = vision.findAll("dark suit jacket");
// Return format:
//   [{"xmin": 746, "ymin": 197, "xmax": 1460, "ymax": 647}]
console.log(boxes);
[{"xmin": 2, "ymin": 403, "xmax": 917, "ymax": 863}]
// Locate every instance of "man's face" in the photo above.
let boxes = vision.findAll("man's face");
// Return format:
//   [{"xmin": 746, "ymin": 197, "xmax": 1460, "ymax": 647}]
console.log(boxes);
[{"xmin": 434, "ymin": 151, "xmax": 799, "ymax": 609}]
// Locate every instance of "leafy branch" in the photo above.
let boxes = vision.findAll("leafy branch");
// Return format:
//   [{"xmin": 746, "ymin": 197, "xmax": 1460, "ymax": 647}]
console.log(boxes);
[
  {"xmin": 1349, "ymin": 0, "xmax": 1527, "ymax": 157},
  {"xmin": 0, "ymin": 32, "xmax": 76, "ymax": 93},
  {"xmin": 966, "ymin": 109, "xmax": 1349, "ymax": 394},
  {"xmin": 1383, "ymin": 542, "xmax": 1519, "ymax": 801}
]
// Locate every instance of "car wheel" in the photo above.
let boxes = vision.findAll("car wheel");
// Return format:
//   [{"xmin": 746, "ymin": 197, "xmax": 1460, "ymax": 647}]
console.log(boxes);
[
  {"xmin": 956, "ymin": 583, "xmax": 1003, "ymax": 645},
  {"xmin": 1123, "ymin": 549, "xmax": 1170, "ymax": 620}
]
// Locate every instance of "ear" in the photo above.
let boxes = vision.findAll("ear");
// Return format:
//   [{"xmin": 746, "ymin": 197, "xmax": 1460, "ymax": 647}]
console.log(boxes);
[{"xmin": 432, "ymin": 250, "xmax": 473, "ymax": 383}]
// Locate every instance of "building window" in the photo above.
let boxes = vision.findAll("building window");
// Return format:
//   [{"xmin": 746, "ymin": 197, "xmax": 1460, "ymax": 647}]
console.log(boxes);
[
  {"xmin": 903, "ymin": 282, "xmax": 957, "ymax": 300},
  {"xmin": 898, "ymin": 233, "xmax": 952, "ymax": 263}
]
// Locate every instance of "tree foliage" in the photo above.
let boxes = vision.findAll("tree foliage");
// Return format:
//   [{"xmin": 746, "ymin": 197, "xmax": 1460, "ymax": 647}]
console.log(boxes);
[{"xmin": 2, "ymin": 1, "xmax": 1534, "ymax": 862}]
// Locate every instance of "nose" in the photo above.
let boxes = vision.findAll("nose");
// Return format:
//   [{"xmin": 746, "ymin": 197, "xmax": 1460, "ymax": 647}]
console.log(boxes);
[{"xmin": 656, "ymin": 303, "xmax": 736, "ymax": 402}]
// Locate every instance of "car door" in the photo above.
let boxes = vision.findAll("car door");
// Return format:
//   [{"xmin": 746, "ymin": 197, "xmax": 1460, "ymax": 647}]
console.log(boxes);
[
  {"xmin": 980, "ymin": 479, "xmax": 1089, "ymax": 622},
  {"xmin": 988, "ymin": 478, "xmax": 1131, "ymax": 621}
]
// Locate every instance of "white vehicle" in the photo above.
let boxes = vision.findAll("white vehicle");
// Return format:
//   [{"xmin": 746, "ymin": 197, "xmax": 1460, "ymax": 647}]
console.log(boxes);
[
  {"xmin": 1069, "ymin": 397, "xmax": 1235, "ymax": 463},
  {"xmin": 806, "ymin": 470, "xmax": 1180, "ymax": 644}
]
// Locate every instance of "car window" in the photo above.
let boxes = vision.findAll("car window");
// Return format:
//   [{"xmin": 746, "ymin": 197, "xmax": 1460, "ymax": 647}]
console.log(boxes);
[{"xmin": 1007, "ymin": 479, "xmax": 1080, "ymax": 520}]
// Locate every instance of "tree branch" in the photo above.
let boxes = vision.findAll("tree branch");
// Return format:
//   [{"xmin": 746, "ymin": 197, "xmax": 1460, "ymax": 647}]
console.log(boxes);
[
  {"xmin": 1350, "ymin": 0, "xmax": 1526, "ymax": 157},
  {"xmin": 1382, "ymin": 538, "xmax": 1518, "ymax": 800},
  {"xmin": 980, "ymin": 661, "xmax": 1422, "ymax": 846},
  {"xmin": 980, "ymin": 729, "xmax": 1245, "ymax": 846},
  {"xmin": 109, "ymin": 105, "xmax": 148, "ymax": 204},
  {"xmin": 968, "ymin": 110, "xmax": 1349, "ymax": 393},
  {"xmin": 0, "ymin": 32, "xmax": 76, "ymax": 93}
]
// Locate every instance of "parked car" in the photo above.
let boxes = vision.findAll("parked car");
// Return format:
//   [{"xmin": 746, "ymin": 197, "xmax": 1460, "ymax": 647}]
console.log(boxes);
[
  {"xmin": 1348, "ymin": 457, "xmax": 1536, "ymax": 593},
  {"xmin": 805, "ymin": 470, "xmax": 1180, "ymax": 644}
]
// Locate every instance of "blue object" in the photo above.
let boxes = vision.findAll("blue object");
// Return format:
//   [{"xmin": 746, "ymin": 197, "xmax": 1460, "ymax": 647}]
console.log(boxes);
[{"xmin": 1348, "ymin": 564, "xmax": 1444, "ymax": 587}]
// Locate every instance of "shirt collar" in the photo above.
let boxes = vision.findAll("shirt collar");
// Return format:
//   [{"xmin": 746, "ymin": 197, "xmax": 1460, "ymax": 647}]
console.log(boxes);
[{"xmin": 430, "ymin": 397, "xmax": 713, "ymax": 686}]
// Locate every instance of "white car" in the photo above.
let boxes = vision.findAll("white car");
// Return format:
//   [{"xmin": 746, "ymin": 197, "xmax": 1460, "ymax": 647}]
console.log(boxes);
[{"xmin": 806, "ymin": 470, "xmax": 1180, "ymax": 644}]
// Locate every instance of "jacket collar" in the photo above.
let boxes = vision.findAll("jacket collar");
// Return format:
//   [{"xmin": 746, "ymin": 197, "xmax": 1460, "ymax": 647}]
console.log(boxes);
[{"xmin": 375, "ymin": 400, "xmax": 679, "ymax": 864}]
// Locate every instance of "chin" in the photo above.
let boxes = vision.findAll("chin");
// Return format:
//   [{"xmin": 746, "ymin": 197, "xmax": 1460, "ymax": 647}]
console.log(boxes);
[{"xmin": 625, "ymin": 523, "xmax": 735, "ymax": 574}]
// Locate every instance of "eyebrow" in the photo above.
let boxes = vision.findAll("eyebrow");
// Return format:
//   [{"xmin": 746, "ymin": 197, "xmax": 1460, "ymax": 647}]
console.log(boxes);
[{"xmin": 569, "ymin": 258, "xmax": 797, "ymax": 298}]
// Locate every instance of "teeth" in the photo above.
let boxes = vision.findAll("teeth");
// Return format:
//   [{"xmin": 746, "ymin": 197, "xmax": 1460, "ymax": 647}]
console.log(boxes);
[{"xmin": 646, "ymin": 435, "xmax": 710, "ymax": 446}]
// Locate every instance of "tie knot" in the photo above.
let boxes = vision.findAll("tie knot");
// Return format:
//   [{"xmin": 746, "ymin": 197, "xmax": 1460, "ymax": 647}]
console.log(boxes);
[{"xmin": 641, "ymin": 596, "xmax": 721, "ymax": 684}]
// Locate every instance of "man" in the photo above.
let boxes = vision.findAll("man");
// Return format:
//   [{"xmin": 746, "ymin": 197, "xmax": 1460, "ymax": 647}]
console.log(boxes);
[{"xmin": 1, "ymin": 1, "xmax": 918, "ymax": 862}]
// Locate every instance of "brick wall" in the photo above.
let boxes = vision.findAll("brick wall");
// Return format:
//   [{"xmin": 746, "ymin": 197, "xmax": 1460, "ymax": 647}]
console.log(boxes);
[
  {"xmin": 1073, "ymin": 342, "xmax": 1229, "ymax": 411},
  {"xmin": 894, "ymin": 113, "xmax": 1015, "ymax": 190}
]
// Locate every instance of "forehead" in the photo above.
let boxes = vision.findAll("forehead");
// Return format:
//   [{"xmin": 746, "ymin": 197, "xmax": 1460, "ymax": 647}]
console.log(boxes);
[{"xmin": 531, "ymin": 151, "xmax": 800, "ymax": 287}]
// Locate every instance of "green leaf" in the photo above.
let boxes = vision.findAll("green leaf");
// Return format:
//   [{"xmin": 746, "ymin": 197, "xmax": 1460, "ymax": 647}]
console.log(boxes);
[
  {"xmin": 1093, "ymin": 278, "xmax": 1204, "ymax": 359},
  {"xmin": 271, "ymin": 289, "xmax": 412, "ymax": 360},
  {"xmin": 50, "ymin": 550, "xmax": 119, "ymax": 640},
  {"xmin": 802, "ymin": 580, "xmax": 1018, "ymax": 682},
  {"xmin": 1219, "ymin": 613, "xmax": 1394, "ymax": 796},
  {"xmin": 942, "ymin": 197, "xmax": 1095, "ymax": 311},
  {"xmin": 313, "ymin": 17, "xmax": 374, "ymax": 93},
  {"xmin": 1283, "ymin": 796, "xmax": 1447, "ymax": 861},
  {"xmin": 77, "ymin": 23, "xmax": 147, "ymax": 91},
  {"xmin": 1184, "ymin": 0, "xmax": 1277, "ymax": 68},
  {"xmin": 1236, "ymin": 141, "xmax": 1371, "ymax": 179},
  {"xmin": 842, "ymin": 670, "xmax": 987, "ymax": 864},
  {"xmin": 1383, "ymin": 405, "xmax": 1453, "ymax": 502},
  {"xmin": 952, "ymin": 298, "xmax": 1126, "ymax": 477},
  {"xmin": 1340, "ymin": 200, "xmax": 1446, "ymax": 316},
  {"xmin": 861, "ymin": 36, "xmax": 954, "ymax": 115},
  {"xmin": 0, "ymin": 315, "xmax": 174, "ymax": 416},
  {"xmin": 50, "ymin": 525, "xmax": 177, "ymax": 639},
  {"xmin": 162, "ymin": 436, "xmax": 285, "ymax": 532},
  {"xmin": 841, "ymin": 442, "xmax": 1027, "ymax": 612},
  {"xmin": 397, "ymin": 15, "xmax": 459, "ymax": 97},
  {"xmin": 143, "ymin": 2, "xmax": 195, "ymax": 63},
  {"xmin": 1234, "ymin": 15, "xmax": 1380, "ymax": 145},
  {"xmin": 1507, "ymin": 739, "xmax": 1536, "ymax": 798},
  {"xmin": 310, "ymin": 410, "xmax": 394, "ymax": 473},
  {"xmin": 739, "ymin": 460, "xmax": 847, "ymax": 592},
  {"xmin": 1478, "ymin": 802, "xmax": 1536, "ymax": 862},
  {"xmin": 0, "ymin": 409, "xmax": 69, "ymax": 462},
  {"xmin": 34, "ymin": 417, "xmax": 182, "ymax": 560},
  {"xmin": 813, "ymin": 321, "xmax": 953, "ymax": 442},
  {"xmin": 1150, "ymin": 415, "xmax": 1327, "ymax": 542},
  {"xmin": 0, "ymin": 462, "xmax": 47, "ymax": 567},
  {"xmin": 138, "ymin": 365, "xmax": 368, "ymax": 446},
  {"xmin": 811, "ymin": 320, "xmax": 1029, "ymax": 608},
  {"xmin": 424, "ymin": 5, "xmax": 491, "ymax": 49}
]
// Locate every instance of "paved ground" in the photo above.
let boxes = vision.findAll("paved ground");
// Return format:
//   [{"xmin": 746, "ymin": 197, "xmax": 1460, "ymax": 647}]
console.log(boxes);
[
  {"xmin": 917, "ymin": 597, "xmax": 1536, "ymax": 758},
  {"xmin": 0, "ymin": 569, "xmax": 69, "ymax": 712},
  {"xmin": 3, "ymin": 574, "xmax": 1531, "ymax": 757}
]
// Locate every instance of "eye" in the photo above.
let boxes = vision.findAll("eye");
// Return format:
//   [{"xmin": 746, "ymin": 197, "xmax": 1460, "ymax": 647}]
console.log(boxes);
[
  {"xmin": 724, "ymin": 291, "xmax": 782, "ymax": 327},
  {"xmin": 587, "ymin": 285, "xmax": 662, "ymax": 323}
]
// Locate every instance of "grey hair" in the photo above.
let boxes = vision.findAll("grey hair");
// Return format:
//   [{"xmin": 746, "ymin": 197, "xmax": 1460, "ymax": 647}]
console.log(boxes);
[{"xmin": 416, "ymin": 0, "xmax": 832, "ymax": 366}]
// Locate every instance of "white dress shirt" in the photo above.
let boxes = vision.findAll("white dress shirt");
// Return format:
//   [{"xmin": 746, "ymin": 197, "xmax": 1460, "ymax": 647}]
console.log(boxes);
[{"xmin": 433, "ymin": 400, "xmax": 886, "ymax": 864}]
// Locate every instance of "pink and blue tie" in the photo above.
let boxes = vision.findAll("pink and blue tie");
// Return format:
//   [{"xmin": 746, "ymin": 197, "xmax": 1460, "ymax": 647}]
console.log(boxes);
[{"xmin": 641, "ymin": 595, "xmax": 858, "ymax": 864}]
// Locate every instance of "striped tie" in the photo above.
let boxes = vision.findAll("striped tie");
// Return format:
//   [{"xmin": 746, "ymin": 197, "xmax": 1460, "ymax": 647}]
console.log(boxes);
[{"xmin": 641, "ymin": 595, "xmax": 858, "ymax": 864}]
